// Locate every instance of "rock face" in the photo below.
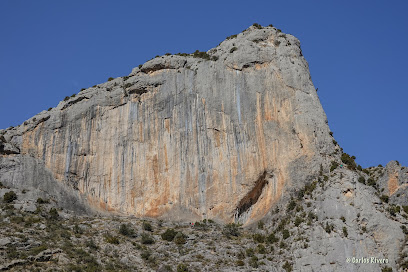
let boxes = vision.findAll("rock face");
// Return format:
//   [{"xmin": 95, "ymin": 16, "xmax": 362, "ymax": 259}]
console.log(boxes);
[
  {"xmin": 378, "ymin": 161, "xmax": 408, "ymax": 206},
  {"xmin": 291, "ymin": 168, "xmax": 405, "ymax": 271},
  {"xmin": 0, "ymin": 25, "xmax": 337, "ymax": 224}
]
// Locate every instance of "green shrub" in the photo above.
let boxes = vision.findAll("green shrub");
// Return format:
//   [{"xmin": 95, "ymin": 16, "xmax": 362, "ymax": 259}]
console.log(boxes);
[
  {"xmin": 274, "ymin": 40, "xmax": 281, "ymax": 46},
  {"xmin": 37, "ymin": 198, "xmax": 49, "ymax": 204},
  {"xmin": 223, "ymin": 223, "xmax": 240, "ymax": 238},
  {"xmin": 257, "ymin": 220, "xmax": 264, "ymax": 229},
  {"xmin": 340, "ymin": 216, "xmax": 346, "ymax": 223},
  {"xmin": 161, "ymin": 228, "xmax": 177, "ymax": 241},
  {"xmin": 119, "ymin": 223, "xmax": 136, "ymax": 237},
  {"xmin": 141, "ymin": 233, "xmax": 154, "ymax": 244},
  {"xmin": 24, "ymin": 216, "xmax": 40, "ymax": 227},
  {"xmin": 279, "ymin": 241, "xmax": 286, "ymax": 248},
  {"xmin": 287, "ymin": 199, "xmax": 296, "ymax": 211},
  {"xmin": 282, "ymin": 261, "xmax": 293, "ymax": 272},
  {"xmin": 341, "ymin": 153, "xmax": 357, "ymax": 169},
  {"xmin": 63, "ymin": 96, "xmax": 70, "ymax": 101},
  {"xmin": 104, "ymin": 233, "xmax": 120, "ymax": 244},
  {"xmin": 176, "ymin": 53, "xmax": 189, "ymax": 57},
  {"xmin": 47, "ymin": 107, "xmax": 52, "ymax": 111},
  {"xmin": 282, "ymin": 229, "xmax": 290, "ymax": 239},
  {"xmin": 343, "ymin": 227, "xmax": 348, "ymax": 237},
  {"xmin": 358, "ymin": 176, "xmax": 366, "ymax": 184},
  {"xmin": 367, "ymin": 178, "xmax": 376, "ymax": 187},
  {"xmin": 73, "ymin": 224, "xmax": 83, "ymax": 235},
  {"xmin": 142, "ymin": 221, "xmax": 153, "ymax": 232},
  {"xmin": 177, "ymin": 263, "xmax": 189, "ymax": 272},
  {"xmin": 246, "ymin": 248, "xmax": 255, "ymax": 257},
  {"xmin": 211, "ymin": 56, "xmax": 219, "ymax": 61},
  {"xmin": 49, "ymin": 208, "xmax": 59, "ymax": 220},
  {"xmin": 193, "ymin": 221, "xmax": 208, "ymax": 231},
  {"xmin": 402, "ymin": 206, "xmax": 408, "ymax": 214},
  {"xmin": 325, "ymin": 222, "xmax": 334, "ymax": 234},
  {"xmin": 108, "ymin": 77, "xmax": 114, "ymax": 81},
  {"xmin": 226, "ymin": 34, "xmax": 238, "ymax": 40},
  {"xmin": 380, "ymin": 195, "xmax": 389, "ymax": 203},
  {"xmin": 257, "ymin": 244, "xmax": 266, "ymax": 254},
  {"xmin": 388, "ymin": 205, "xmax": 400, "ymax": 216},
  {"xmin": 308, "ymin": 211, "xmax": 317, "ymax": 221},
  {"xmin": 304, "ymin": 181, "xmax": 317, "ymax": 195},
  {"xmin": 10, "ymin": 216, "xmax": 24, "ymax": 224},
  {"xmin": 330, "ymin": 161, "xmax": 339, "ymax": 172},
  {"xmin": 276, "ymin": 218, "xmax": 287, "ymax": 232},
  {"xmin": 249, "ymin": 256, "xmax": 259, "ymax": 268},
  {"xmin": 233, "ymin": 251, "xmax": 244, "ymax": 262},
  {"xmin": 236, "ymin": 260, "xmax": 245, "ymax": 266},
  {"xmin": 253, "ymin": 233, "xmax": 265, "ymax": 243},
  {"xmin": 297, "ymin": 189, "xmax": 305, "ymax": 200},
  {"xmin": 60, "ymin": 229, "xmax": 71, "ymax": 239},
  {"xmin": 174, "ymin": 232, "xmax": 187, "ymax": 245},
  {"xmin": 267, "ymin": 232, "xmax": 278, "ymax": 243},
  {"xmin": 252, "ymin": 23, "xmax": 262, "ymax": 29},
  {"xmin": 3, "ymin": 191, "xmax": 17, "ymax": 203},
  {"xmin": 140, "ymin": 250, "xmax": 151, "ymax": 261},
  {"xmin": 85, "ymin": 239, "xmax": 98, "ymax": 250},
  {"xmin": 294, "ymin": 216, "xmax": 303, "ymax": 227},
  {"xmin": 192, "ymin": 50, "xmax": 210, "ymax": 60}
]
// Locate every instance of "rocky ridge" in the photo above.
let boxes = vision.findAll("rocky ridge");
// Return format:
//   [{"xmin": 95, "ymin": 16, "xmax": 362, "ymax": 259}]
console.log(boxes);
[
  {"xmin": 0, "ymin": 24, "xmax": 337, "ymax": 224},
  {"xmin": 0, "ymin": 24, "xmax": 407, "ymax": 271}
]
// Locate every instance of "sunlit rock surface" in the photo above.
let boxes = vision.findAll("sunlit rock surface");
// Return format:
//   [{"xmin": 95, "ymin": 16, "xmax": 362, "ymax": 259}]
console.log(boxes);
[{"xmin": 0, "ymin": 25, "xmax": 337, "ymax": 224}]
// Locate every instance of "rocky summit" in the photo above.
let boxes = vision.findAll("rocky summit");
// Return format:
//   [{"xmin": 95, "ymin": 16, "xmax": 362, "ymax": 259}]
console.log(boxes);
[{"xmin": 0, "ymin": 24, "xmax": 407, "ymax": 272}]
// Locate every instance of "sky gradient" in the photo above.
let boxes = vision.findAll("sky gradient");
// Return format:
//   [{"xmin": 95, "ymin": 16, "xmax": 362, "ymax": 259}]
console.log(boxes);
[{"xmin": 1, "ymin": 0, "xmax": 407, "ymax": 168}]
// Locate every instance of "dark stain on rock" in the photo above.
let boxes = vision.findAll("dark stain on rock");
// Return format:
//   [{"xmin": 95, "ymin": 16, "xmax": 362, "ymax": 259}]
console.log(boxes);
[{"xmin": 236, "ymin": 171, "xmax": 270, "ymax": 217}]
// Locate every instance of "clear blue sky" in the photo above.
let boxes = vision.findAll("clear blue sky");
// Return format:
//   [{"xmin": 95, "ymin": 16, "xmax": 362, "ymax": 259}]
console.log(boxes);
[{"xmin": 0, "ymin": 1, "xmax": 407, "ymax": 168}]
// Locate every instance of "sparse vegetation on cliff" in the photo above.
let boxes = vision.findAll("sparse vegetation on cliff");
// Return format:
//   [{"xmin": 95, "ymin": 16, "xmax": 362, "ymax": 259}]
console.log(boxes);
[
  {"xmin": 341, "ymin": 153, "xmax": 357, "ymax": 169},
  {"xmin": 192, "ymin": 50, "xmax": 210, "ymax": 60},
  {"xmin": 252, "ymin": 23, "xmax": 262, "ymax": 29},
  {"xmin": 3, "ymin": 191, "xmax": 17, "ymax": 203}
]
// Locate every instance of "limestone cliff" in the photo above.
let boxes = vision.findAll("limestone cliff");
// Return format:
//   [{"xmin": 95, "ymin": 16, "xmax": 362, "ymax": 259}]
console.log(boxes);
[{"xmin": 0, "ymin": 25, "xmax": 337, "ymax": 224}]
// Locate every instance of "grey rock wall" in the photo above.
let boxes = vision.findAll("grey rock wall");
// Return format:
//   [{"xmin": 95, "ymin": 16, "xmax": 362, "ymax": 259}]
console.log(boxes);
[{"xmin": 0, "ymin": 25, "xmax": 337, "ymax": 224}]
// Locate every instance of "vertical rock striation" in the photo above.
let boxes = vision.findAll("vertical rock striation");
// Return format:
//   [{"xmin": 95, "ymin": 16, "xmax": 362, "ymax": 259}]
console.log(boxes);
[{"xmin": 0, "ymin": 25, "xmax": 337, "ymax": 224}]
